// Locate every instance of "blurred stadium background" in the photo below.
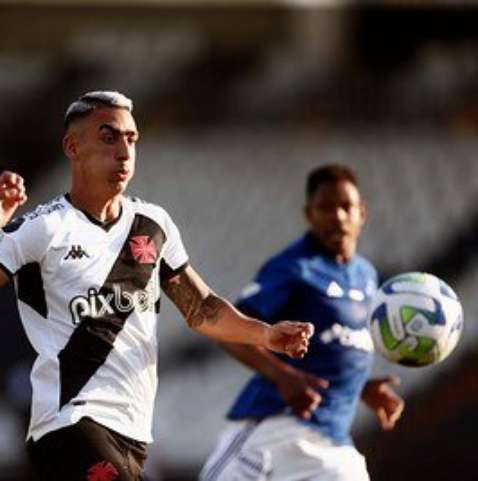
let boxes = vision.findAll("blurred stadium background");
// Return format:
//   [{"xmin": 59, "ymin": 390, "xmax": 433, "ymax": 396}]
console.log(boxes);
[{"xmin": 0, "ymin": 1, "xmax": 477, "ymax": 480}]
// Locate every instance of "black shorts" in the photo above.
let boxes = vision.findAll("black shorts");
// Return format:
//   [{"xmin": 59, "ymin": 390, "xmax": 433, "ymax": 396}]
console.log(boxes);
[{"xmin": 26, "ymin": 417, "xmax": 147, "ymax": 481}]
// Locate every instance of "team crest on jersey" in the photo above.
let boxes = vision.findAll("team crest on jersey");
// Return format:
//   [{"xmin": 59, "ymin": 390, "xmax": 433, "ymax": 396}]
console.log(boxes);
[
  {"xmin": 129, "ymin": 235, "xmax": 157, "ymax": 264},
  {"xmin": 87, "ymin": 460, "xmax": 119, "ymax": 481}
]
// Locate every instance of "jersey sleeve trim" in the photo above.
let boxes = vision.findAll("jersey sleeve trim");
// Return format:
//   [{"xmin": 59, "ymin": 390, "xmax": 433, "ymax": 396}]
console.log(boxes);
[{"xmin": 160, "ymin": 259, "xmax": 189, "ymax": 281}]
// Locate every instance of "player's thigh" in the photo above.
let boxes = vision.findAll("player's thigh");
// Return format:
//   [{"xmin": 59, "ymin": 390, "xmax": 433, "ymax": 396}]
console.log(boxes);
[
  {"xmin": 209, "ymin": 448, "xmax": 271, "ymax": 481},
  {"xmin": 200, "ymin": 421, "xmax": 266, "ymax": 481},
  {"xmin": 301, "ymin": 445, "xmax": 370, "ymax": 481},
  {"xmin": 262, "ymin": 419, "xmax": 370, "ymax": 481},
  {"xmin": 202, "ymin": 417, "xmax": 370, "ymax": 481},
  {"xmin": 27, "ymin": 418, "xmax": 138, "ymax": 481}
]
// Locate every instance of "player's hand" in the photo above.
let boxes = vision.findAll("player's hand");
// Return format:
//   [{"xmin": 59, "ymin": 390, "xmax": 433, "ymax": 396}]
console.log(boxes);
[
  {"xmin": 275, "ymin": 366, "xmax": 329, "ymax": 420},
  {"xmin": 0, "ymin": 171, "xmax": 27, "ymax": 227},
  {"xmin": 361, "ymin": 376, "xmax": 404, "ymax": 431},
  {"xmin": 265, "ymin": 321, "xmax": 314, "ymax": 359}
]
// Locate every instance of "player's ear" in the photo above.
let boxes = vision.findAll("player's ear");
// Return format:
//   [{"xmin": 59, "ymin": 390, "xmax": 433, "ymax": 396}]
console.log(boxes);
[
  {"xmin": 303, "ymin": 203, "xmax": 312, "ymax": 225},
  {"xmin": 360, "ymin": 200, "xmax": 367, "ymax": 225},
  {"xmin": 63, "ymin": 132, "xmax": 78, "ymax": 159}
]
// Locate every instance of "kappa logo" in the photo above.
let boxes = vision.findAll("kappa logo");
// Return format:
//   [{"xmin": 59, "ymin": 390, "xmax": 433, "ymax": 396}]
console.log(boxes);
[
  {"xmin": 129, "ymin": 235, "xmax": 157, "ymax": 264},
  {"xmin": 64, "ymin": 245, "xmax": 90, "ymax": 260}
]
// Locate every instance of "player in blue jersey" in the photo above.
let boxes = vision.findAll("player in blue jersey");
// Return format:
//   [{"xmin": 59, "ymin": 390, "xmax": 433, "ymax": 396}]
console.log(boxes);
[{"xmin": 200, "ymin": 164, "xmax": 404, "ymax": 481}]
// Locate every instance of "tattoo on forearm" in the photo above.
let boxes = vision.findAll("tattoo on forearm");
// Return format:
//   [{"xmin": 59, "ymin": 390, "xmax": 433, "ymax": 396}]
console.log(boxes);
[
  {"xmin": 162, "ymin": 271, "xmax": 227, "ymax": 328},
  {"xmin": 190, "ymin": 294, "xmax": 225, "ymax": 328}
]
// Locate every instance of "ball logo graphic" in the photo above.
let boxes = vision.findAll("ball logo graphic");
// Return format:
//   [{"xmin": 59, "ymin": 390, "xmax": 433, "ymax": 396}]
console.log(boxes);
[{"xmin": 368, "ymin": 272, "xmax": 463, "ymax": 367}]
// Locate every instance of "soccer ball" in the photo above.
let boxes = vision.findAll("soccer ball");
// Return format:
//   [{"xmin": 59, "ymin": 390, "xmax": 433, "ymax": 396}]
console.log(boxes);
[{"xmin": 368, "ymin": 272, "xmax": 463, "ymax": 367}]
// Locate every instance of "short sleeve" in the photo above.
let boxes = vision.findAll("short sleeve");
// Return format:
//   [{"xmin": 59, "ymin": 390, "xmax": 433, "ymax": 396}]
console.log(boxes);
[
  {"xmin": 159, "ymin": 212, "xmax": 189, "ymax": 280},
  {"xmin": 236, "ymin": 257, "xmax": 298, "ymax": 322},
  {"xmin": 0, "ymin": 215, "xmax": 49, "ymax": 277}
]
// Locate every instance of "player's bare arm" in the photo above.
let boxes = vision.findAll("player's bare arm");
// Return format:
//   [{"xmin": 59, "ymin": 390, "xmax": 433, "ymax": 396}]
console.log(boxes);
[
  {"xmin": 160, "ymin": 265, "xmax": 224, "ymax": 329},
  {"xmin": 0, "ymin": 170, "xmax": 27, "ymax": 228},
  {"xmin": 161, "ymin": 265, "xmax": 314, "ymax": 358},
  {"xmin": 222, "ymin": 342, "xmax": 328, "ymax": 419},
  {"xmin": 0, "ymin": 268, "xmax": 9, "ymax": 288}
]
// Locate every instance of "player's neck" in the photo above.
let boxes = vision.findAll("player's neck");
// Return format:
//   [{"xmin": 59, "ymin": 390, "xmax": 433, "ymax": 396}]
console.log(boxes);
[
  {"xmin": 68, "ymin": 188, "xmax": 123, "ymax": 223},
  {"xmin": 334, "ymin": 251, "xmax": 353, "ymax": 264},
  {"xmin": 310, "ymin": 233, "xmax": 355, "ymax": 264},
  {"xmin": 332, "ymin": 243, "xmax": 356, "ymax": 264}
]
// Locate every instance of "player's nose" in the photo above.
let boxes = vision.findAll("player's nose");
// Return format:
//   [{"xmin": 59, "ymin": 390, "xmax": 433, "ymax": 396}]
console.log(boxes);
[{"xmin": 116, "ymin": 136, "xmax": 132, "ymax": 161}]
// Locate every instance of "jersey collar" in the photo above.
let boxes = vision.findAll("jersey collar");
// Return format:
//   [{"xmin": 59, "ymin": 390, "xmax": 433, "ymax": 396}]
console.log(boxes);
[{"xmin": 64, "ymin": 193, "xmax": 124, "ymax": 232}]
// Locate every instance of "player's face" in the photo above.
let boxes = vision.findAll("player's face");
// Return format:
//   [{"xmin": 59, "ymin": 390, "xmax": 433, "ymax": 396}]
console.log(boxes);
[
  {"xmin": 71, "ymin": 107, "xmax": 138, "ymax": 196},
  {"xmin": 305, "ymin": 180, "xmax": 365, "ymax": 262}
]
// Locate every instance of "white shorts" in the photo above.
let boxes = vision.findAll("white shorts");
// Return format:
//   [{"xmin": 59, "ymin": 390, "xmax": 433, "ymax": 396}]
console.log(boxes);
[{"xmin": 199, "ymin": 415, "xmax": 370, "ymax": 481}]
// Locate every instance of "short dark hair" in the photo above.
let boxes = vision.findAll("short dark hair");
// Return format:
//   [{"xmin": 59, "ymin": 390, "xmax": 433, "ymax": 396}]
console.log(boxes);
[
  {"xmin": 64, "ymin": 91, "xmax": 133, "ymax": 129},
  {"xmin": 306, "ymin": 164, "xmax": 358, "ymax": 200}
]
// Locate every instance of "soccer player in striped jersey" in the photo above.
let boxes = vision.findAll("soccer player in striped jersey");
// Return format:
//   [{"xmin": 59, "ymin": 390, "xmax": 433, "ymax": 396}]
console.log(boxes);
[
  {"xmin": 0, "ymin": 91, "xmax": 313, "ymax": 481},
  {"xmin": 200, "ymin": 165, "xmax": 404, "ymax": 481}
]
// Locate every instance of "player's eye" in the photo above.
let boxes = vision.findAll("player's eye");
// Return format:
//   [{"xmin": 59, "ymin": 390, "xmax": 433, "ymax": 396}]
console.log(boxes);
[{"xmin": 100, "ymin": 128, "xmax": 118, "ymax": 144}]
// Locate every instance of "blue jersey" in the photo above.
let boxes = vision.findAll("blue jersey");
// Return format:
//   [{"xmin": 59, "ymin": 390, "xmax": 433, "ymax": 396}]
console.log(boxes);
[{"xmin": 227, "ymin": 232, "xmax": 378, "ymax": 445}]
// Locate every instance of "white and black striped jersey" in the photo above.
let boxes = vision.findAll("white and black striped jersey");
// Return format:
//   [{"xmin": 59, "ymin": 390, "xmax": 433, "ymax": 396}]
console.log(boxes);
[{"xmin": 0, "ymin": 194, "xmax": 188, "ymax": 443}]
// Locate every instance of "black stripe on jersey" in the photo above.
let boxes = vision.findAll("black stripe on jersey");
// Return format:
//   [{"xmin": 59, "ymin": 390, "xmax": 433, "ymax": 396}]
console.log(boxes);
[
  {"xmin": 58, "ymin": 214, "xmax": 165, "ymax": 409},
  {"xmin": 17, "ymin": 263, "xmax": 48, "ymax": 318}
]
